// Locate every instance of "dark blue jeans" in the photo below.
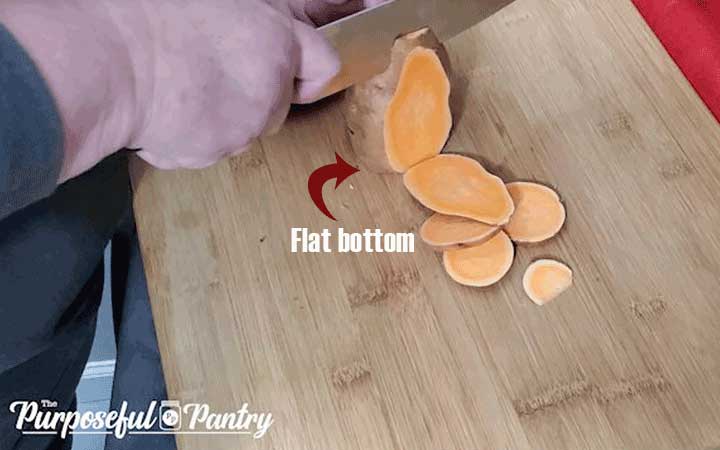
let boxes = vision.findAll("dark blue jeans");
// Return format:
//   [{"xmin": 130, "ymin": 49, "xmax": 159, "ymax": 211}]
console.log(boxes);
[{"xmin": 0, "ymin": 155, "xmax": 176, "ymax": 450}]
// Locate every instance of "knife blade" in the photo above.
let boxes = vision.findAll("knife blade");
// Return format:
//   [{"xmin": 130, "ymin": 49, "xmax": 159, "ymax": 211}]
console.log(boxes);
[{"xmin": 316, "ymin": 0, "xmax": 515, "ymax": 99}]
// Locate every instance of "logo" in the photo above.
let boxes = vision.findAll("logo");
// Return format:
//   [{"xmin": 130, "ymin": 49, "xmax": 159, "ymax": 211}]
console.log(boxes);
[
  {"xmin": 159, "ymin": 401, "xmax": 182, "ymax": 431},
  {"xmin": 10, "ymin": 400, "xmax": 274, "ymax": 440}
]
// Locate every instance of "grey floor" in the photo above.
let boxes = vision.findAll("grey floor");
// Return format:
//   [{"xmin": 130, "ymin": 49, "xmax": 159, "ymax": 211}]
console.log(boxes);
[{"xmin": 72, "ymin": 247, "xmax": 116, "ymax": 450}]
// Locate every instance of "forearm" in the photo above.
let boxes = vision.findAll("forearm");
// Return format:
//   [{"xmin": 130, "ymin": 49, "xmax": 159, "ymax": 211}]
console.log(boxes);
[
  {"xmin": 0, "ymin": 22, "xmax": 61, "ymax": 219},
  {"xmin": 0, "ymin": 0, "xmax": 139, "ymax": 182}
]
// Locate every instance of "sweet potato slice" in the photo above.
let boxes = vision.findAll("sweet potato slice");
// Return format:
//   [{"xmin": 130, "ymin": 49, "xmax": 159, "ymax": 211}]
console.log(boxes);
[
  {"xmin": 420, "ymin": 213, "xmax": 499, "ymax": 251},
  {"xmin": 523, "ymin": 259, "xmax": 573, "ymax": 305},
  {"xmin": 504, "ymin": 182, "xmax": 566, "ymax": 243},
  {"xmin": 404, "ymin": 154, "xmax": 515, "ymax": 225},
  {"xmin": 383, "ymin": 47, "xmax": 451, "ymax": 172},
  {"xmin": 443, "ymin": 231, "xmax": 515, "ymax": 287},
  {"xmin": 344, "ymin": 28, "xmax": 452, "ymax": 173}
]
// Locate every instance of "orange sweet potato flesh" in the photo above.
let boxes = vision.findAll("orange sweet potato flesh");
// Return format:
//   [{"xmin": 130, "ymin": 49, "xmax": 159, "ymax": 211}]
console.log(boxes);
[
  {"xmin": 505, "ymin": 182, "xmax": 565, "ymax": 243},
  {"xmin": 443, "ymin": 231, "xmax": 515, "ymax": 287},
  {"xmin": 523, "ymin": 259, "xmax": 573, "ymax": 305},
  {"xmin": 384, "ymin": 47, "xmax": 451, "ymax": 172},
  {"xmin": 404, "ymin": 154, "xmax": 515, "ymax": 225},
  {"xmin": 420, "ymin": 213, "xmax": 499, "ymax": 251},
  {"xmin": 344, "ymin": 28, "xmax": 451, "ymax": 173}
]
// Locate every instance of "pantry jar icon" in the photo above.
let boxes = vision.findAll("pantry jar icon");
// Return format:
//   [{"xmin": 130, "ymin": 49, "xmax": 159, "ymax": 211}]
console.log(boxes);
[{"xmin": 159, "ymin": 400, "xmax": 182, "ymax": 431}]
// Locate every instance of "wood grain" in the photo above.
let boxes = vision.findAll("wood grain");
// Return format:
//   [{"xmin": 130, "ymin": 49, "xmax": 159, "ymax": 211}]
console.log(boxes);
[{"xmin": 131, "ymin": 0, "xmax": 720, "ymax": 448}]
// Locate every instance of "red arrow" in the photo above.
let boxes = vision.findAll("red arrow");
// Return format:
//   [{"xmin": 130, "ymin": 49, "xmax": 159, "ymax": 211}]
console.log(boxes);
[{"xmin": 307, "ymin": 153, "xmax": 360, "ymax": 221}]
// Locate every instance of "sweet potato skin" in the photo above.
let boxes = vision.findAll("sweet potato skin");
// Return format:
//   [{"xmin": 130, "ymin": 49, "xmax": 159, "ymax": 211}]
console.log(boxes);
[{"xmin": 344, "ymin": 28, "xmax": 451, "ymax": 173}]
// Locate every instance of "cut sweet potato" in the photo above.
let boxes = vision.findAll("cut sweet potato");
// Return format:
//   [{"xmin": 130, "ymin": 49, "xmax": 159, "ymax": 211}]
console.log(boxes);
[
  {"xmin": 523, "ymin": 259, "xmax": 573, "ymax": 305},
  {"xmin": 504, "ymin": 182, "xmax": 566, "ymax": 243},
  {"xmin": 384, "ymin": 47, "xmax": 451, "ymax": 172},
  {"xmin": 404, "ymin": 154, "xmax": 515, "ymax": 225},
  {"xmin": 420, "ymin": 213, "xmax": 499, "ymax": 251},
  {"xmin": 443, "ymin": 231, "xmax": 514, "ymax": 287},
  {"xmin": 344, "ymin": 28, "xmax": 452, "ymax": 173}
]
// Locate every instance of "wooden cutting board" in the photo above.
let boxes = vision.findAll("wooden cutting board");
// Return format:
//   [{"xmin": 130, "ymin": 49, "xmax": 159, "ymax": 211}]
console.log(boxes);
[{"xmin": 131, "ymin": 0, "xmax": 720, "ymax": 448}]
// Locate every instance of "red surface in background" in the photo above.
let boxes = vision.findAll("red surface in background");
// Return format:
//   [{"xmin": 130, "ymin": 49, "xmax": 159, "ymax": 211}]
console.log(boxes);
[{"xmin": 631, "ymin": 0, "xmax": 720, "ymax": 122}]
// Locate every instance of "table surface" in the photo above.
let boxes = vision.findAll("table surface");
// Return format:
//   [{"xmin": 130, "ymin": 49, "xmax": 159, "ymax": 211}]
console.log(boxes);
[{"xmin": 131, "ymin": 0, "xmax": 720, "ymax": 448}]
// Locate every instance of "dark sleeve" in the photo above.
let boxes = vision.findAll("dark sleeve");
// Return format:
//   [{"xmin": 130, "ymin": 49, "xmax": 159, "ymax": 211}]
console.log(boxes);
[{"xmin": 0, "ymin": 23, "xmax": 63, "ymax": 221}]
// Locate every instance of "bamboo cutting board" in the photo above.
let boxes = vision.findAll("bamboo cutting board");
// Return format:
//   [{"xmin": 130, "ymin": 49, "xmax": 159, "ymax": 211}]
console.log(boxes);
[{"xmin": 131, "ymin": 0, "xmax": 720, "ymax": 448}]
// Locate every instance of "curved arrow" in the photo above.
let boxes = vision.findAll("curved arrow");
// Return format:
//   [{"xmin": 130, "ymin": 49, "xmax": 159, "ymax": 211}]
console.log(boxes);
[{"xmin": 308, "ymin": 153, "xmax": 360, "ymax": 221}]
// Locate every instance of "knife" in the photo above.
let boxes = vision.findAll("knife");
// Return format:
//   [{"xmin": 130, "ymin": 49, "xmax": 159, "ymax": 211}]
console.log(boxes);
[{"xmin": 317, "ymin": 0, "xmax": 516, "ymax": 99}]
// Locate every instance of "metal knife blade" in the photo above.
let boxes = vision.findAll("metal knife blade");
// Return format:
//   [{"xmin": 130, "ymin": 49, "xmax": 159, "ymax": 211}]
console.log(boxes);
[{"xmin": 316, "ymin": 0, "xmax": 515, "ymax": 99}]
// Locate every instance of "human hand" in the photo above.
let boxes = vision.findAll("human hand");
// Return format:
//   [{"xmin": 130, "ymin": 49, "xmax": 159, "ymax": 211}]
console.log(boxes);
[
  {"xmin": 119, "ymin": 0, "xmax": 345, "ymax": 171},
  {"xmin": 0, "ymin": 0, "xmax": 372, "ymax": 180}
]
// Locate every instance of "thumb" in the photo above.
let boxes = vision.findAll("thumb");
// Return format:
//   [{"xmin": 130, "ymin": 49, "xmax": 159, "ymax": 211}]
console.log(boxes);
[{"xmin": 292, "ymin": 19, "xmax": 341, "ymax": 103}]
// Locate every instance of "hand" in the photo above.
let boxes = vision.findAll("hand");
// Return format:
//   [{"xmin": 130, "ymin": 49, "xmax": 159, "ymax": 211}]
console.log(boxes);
[
  {"xmin": 117, "ymin": 0, "xmax": 342, "ymax": 171},
  {"xmin": 0, "ymin": 0, "xmax": 370, "ymax": 180}
]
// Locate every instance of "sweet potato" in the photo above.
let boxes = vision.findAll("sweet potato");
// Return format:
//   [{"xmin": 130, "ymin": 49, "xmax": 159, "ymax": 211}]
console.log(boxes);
[
  {"xmin": 344, "ymin": 28, "xmax": 451, "ymax": 173},
  {"xmin": 384, "ymin": 47, "xmax": 451, "ymax": 172},
  {"xmin": 420, "ymin": 213, "xmax": 499, "ymax": 251},
  {"xmin": 504, "ymin": 182, "xmax": 566, "ymax": 243},
  {"xmin": 523, "ymin": 259, "xmax": 573, "ymax": 305},
  {"xmin": 443, "ymin": 231, "xmax": 515, "ymax": 287},
  {"xmin": 342, "ymin": 32, "xmax": 573, "ymax": 295},
  {"xmin": 404, "ymin": 154, "xmax": 515, "ymax": 225}
]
